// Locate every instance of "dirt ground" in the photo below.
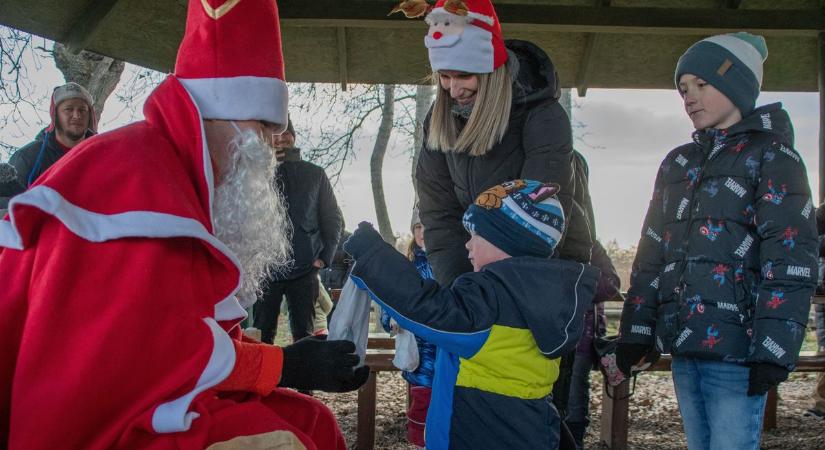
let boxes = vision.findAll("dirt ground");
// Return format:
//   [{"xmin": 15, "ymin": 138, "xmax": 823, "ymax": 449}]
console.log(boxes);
[{"xmin": 316, "ymin": 371, "xmax": 825, "ymax": 450}]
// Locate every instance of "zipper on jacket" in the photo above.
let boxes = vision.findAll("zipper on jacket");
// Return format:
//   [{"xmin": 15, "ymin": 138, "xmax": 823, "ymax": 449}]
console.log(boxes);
[{"xmin": 671, "ymin": 137, "xmax": 715, "ymax": 340}]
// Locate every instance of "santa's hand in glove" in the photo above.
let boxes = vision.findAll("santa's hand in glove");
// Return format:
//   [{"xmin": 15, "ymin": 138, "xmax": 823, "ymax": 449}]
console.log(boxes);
[{"xmin": 279, "ymin": 336, "xmax": 370, "ymax": 393}]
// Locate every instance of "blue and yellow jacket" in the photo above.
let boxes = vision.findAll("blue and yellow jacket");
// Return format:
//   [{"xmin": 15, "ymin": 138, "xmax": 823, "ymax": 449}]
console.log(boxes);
[{"xmin": 350, "ymin": 240, "xmax": 599, "ymax": 449}]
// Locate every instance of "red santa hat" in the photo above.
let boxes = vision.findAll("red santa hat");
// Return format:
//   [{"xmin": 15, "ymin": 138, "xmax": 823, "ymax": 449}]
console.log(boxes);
[
  {"xmin": 175, "ymin": 0, "xmax": 288, "ymax": 130},
  {"xmin": 424, "ymin": 0, "xmax": 507, "ymax": 74}
]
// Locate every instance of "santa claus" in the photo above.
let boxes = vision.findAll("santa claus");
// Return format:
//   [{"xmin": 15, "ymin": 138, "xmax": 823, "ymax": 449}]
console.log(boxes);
[{"xmin": 0, "ymin": 1, "xmax": 367, "ymax": 448}]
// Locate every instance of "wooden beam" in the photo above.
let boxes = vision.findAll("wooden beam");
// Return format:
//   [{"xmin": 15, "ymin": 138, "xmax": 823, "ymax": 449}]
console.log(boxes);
[
  {"xmin": 63, "ymin": 0, "xmax": 121, "ymax": 54},
  {"xmin": 600, "ymin": 379, "xmax": 630, "ymax": 450},
  {"xmin": 763, "ymin": 386, "xmax": 778, "ymax": 431},
  {"xmin": 576, "ymin": 0, "xmax": 610, "ymax": 97},
  {"xmin": 337, "ymin": 27, "xmax": 349, "ymax": 91},
  {"xmin": 576, "ymin": 34, "xmax": 599, "ymax": 97},
  {"xmin": 357, "ymin": 372, "xmax": 378, "ymax": 450},
  {"xmin": 819, "ymin": 32, "xmax": 825, "ymax": 203},
  {"xmin": 277, "ymin": 1, "xmax": 825, "ymax": 34}
]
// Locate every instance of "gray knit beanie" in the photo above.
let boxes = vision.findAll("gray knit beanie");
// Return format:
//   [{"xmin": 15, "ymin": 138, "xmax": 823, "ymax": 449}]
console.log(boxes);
[
  {"xmin": 410, "ymin": 205, "xmax": 421, "ymax": 233},
  {"xmin": 675, "ymin": 32, "xmax": 768, "ymax": 116},
  {"xmin": 53, "ymin": 82, "xmax": 94, "ymax": 109}
]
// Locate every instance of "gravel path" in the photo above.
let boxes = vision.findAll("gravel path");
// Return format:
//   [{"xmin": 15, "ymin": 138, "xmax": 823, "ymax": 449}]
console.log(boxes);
[{"xmin": 316, "ymin": 371, "xmax": 825, "ymax": 449}]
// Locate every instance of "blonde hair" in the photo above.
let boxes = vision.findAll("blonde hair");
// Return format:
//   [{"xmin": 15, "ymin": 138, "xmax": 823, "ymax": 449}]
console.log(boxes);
[
  {"xmin": 426, "ymin": 63, "xmax": 513, "ymax": 156},
  {"xmin": 406, "ymin": 239, "xmax": 417, "ymax": 261}
]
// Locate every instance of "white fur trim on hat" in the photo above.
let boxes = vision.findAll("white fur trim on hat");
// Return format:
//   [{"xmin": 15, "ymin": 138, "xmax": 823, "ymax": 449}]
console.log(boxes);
[
  {"xmin": 703, "ymin": 35, "xmax": 765, "ymax": 86},
  {"xmin": 178, "ymin": 76, "xmax": 288, "ymax": 131},
  {"xmin": 427, "ymin": 7, "xmax": 494, "ymax": 26},
  {"xmin": 467, "ymin": 11, "xmax": 494, "ymax": 25}
]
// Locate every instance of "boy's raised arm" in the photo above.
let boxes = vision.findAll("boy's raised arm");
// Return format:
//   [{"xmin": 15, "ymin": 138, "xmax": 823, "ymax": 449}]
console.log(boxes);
[{"xmin": 345, "ymin": 222, "xmax": 496, "ymax": 358}]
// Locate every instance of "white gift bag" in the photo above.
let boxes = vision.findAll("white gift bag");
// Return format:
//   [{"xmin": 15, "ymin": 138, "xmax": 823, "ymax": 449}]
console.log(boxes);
[
  {"xmin": 393, "ymin": 327, "xmax": 420, "ymax": 372},
  {"xmin": 328, "ymin": 277, "xmax": 371, "ymax": 367}
]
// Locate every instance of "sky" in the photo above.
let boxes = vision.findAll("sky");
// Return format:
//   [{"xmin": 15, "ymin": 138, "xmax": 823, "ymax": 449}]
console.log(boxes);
[{"xmin": 2, "ymin": 43, "xmax": 820, "ymax": 248}]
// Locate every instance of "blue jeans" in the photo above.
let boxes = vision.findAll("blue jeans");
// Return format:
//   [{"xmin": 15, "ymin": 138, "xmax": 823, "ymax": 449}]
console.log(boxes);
[{"xmin": 671, "ymin": 357, "xmax": 767, "ymax": 450}]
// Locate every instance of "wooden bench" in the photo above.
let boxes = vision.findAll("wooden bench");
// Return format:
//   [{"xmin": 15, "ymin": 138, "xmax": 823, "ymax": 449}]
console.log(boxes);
[
  {"xmin": 357, "ymin": 334, "xmax": 397, "ymax": 450},
  {"xmin": 600, "ymin": 294, "xmax": 825, "ymax": 450}
]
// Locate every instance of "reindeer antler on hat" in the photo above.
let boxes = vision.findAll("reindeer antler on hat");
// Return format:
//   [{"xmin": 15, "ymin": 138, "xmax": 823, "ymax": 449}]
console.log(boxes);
[{"xmin": 390, "ymin": 0, "xmax": 507, "ymax": 74}]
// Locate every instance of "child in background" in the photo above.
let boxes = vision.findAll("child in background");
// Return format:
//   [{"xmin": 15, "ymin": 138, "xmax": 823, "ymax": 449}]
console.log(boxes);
[
  {"xmin": 380, "ymin": 208, "xmax": 436, "ymax": 449},
  {"xmin": 313, "ymin": 275, "xmax": 334, "ymax": 336},
  {"xmin": 565, "ymin": 240, "xmax": 621, "ymax": 449},
  {"xmin": 345, "ymin": 180, "xmax": 599, "ymax": 449}
]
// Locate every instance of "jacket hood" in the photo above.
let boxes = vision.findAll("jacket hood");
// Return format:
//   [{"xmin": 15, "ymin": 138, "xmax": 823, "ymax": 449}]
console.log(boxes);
[
  {"xmin": 482, "ymin": 256, "xmax": 599, "ymax": 358},
  {"xmin": 695, "ymin": 102, "xmax": 793, "ymax": 147},
  {"xmin": 506, "ymin": 39, "xmax": 560, "ymax": 108}
]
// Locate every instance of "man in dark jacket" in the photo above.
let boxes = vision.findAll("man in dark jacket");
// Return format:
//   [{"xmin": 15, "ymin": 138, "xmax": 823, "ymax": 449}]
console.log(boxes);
[
  {"xmin": 254, "ymin": 122, "xmax": 343, "ymax": 344},
  {"xmin": 8, "ymin": 82, "xmax": 96, "ymax": 190}
]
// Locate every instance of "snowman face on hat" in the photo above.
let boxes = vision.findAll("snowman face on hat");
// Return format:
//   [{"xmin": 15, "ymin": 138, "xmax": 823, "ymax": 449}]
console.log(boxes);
[{"xmin": 425, "ymin": 11, "xmax": 470, "ymax": 48}]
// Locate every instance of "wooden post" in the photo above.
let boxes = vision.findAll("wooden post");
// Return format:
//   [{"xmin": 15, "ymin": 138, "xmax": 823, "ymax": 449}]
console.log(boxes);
[
  {"xmin": 357, "ymin": 371, "xmax": 378, "ymax": 450},
  {"xmin": 819, "ymin": 32, "xmax": 825, "ymax": 203},
  {"xmin": 763, "ymin": 386, "xmax": 778, "ymax": 431},
  {"xmin": 600, "ymin": 378, "xmax": 630, "ymax": 450}
]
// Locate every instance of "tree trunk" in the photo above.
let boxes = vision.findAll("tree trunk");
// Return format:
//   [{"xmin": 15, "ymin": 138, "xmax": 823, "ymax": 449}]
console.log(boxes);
[
  {"xmin": 53, "ymin": 43, "xmax": 125, "ymax": 123},
  {"xmin": 411, "ymin": 84, "xmax": 434, "ymax": 200},
  {"xmin": 370, "ymin": 84, "xmax": 395, "ymax": 244}
]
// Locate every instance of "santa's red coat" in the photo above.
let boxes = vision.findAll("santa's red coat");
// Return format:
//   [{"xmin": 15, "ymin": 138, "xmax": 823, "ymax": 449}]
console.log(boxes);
[{"xmin": 0, "ymin": 76, "xmax": 344, "ymax": 449}]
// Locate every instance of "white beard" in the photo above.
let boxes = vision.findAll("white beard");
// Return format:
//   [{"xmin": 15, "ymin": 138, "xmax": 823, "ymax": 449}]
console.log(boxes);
[{"xmin": 212, "ymin": 130, "xmax": 293, "ymax": 309}]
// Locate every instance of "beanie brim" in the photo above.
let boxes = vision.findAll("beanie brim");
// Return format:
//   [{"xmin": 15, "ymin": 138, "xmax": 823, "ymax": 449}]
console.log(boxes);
[{"xmin": 464, "ymin": 204, "xmax": 557, "ymax": 258}]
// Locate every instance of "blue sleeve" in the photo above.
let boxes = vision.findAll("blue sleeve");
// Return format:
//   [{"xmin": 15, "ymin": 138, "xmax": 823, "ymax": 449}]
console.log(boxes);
[
  {"xmin": 349, "ymin": 241, "xmax": 494, "ymax": 358},
  {"xmin": 379, "ymin": 307, "xmax": 392, "ymax": 333}
]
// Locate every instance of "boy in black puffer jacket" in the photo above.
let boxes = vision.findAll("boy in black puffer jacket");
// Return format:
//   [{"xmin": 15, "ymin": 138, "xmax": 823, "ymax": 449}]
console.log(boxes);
[{"xmin": 617, "ymin": 32, "xmax": 817, "ymax": 450}]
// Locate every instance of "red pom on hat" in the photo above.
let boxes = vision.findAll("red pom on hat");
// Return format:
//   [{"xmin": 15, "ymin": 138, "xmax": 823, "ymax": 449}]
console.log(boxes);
[{"xmin": 175, "ymin": 0, "xmax": 288, "ymax": 129}]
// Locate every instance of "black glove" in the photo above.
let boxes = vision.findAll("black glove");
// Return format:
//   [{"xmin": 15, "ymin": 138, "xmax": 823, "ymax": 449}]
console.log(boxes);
[
  {"xmin": 748, "ymin": 362, "xmax": 789, "ymax": 396},
  {"xmin": 615, "ymin": 342, "xmax": 653, "ymax": 377},
  {"xmin": 342, "ymin": 221, "xmax": 384, "ymax": 260},
  {"xmin": 279, "ymin": 337, "xmax": 371, "ymax": 393}
]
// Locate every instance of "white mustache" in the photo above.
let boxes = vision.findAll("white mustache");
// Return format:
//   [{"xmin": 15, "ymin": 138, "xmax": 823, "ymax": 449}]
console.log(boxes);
[{"xmin": 425, "ymin": 33, "xmax": 462, "ymax": 48}]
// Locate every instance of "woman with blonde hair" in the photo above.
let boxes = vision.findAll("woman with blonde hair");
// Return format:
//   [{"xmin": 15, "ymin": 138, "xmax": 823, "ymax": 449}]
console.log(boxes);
[{"xmin": 405, "ymin": 0, "xmax": 594, "ymax": 287}]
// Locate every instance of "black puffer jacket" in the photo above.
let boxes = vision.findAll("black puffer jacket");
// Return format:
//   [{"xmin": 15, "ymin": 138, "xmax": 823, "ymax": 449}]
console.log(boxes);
[
  {"xmin": 620, "ymin": 103, "xmax": 817, "ymax": 370},
  {"xmin": 416, "ymin": 40, "xmax": 593, "ymax": 285}
]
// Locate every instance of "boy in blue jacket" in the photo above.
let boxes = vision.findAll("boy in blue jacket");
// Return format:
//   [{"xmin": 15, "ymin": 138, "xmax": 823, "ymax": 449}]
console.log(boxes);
[{"xmin": 344, "ymin": 180, "xmax": 599, "ymax": 449}]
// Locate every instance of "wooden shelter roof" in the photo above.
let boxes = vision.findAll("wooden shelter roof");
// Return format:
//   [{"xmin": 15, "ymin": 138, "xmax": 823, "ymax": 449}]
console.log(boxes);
[{"xmin": 2, "ymin": 0, "xmax": 824, "ymax": 93}]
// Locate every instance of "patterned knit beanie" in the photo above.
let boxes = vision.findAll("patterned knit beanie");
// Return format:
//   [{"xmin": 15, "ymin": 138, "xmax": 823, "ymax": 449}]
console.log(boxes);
[
  {"xmin": 675, "ymin": 32, "xmax": 768, "ymax": 116},
  {"xmin": 462, "ymin": 179, "xmax": 564, "ymax": 258}
]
